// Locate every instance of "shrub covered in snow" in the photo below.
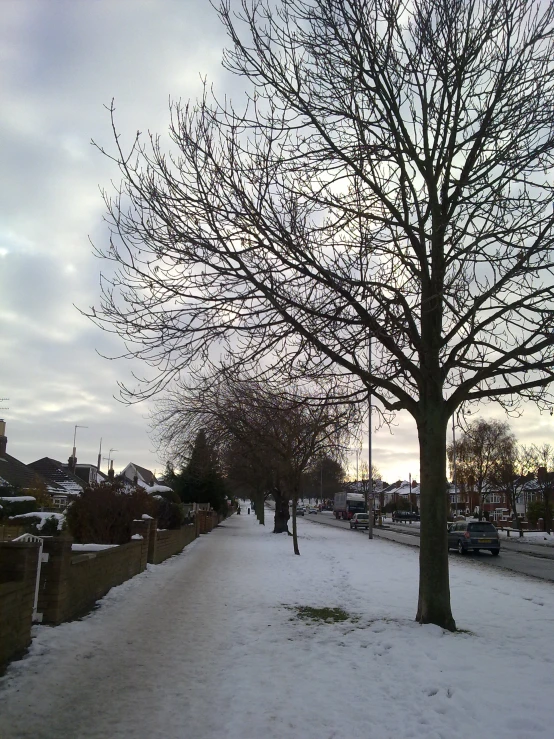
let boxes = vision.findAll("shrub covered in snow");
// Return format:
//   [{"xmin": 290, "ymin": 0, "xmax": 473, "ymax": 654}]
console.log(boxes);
[
  {"xmin": 154, "ymin": 489, "xmax": 186, "ymax": 530},
  {"xmin": 0, "ymin": 495, "xmax": 37, "ymax": 518},
  {"xmin": 10, "ymin": 511, "xmax": 66, "ymax": 536},
  {"xmin": 66, "ymin": 481, "xmax": 158, "ymax": 544}
]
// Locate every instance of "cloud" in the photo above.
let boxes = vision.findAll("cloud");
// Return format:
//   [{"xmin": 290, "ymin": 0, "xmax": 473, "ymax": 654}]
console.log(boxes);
[{"xmin": 0, "ymin": 0, "xmax": 229, "ymax": 473}]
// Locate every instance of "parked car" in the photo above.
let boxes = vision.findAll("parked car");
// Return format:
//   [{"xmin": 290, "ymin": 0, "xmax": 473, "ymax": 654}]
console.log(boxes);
[
  {"xmin": 392, "ymin": 510, "xmax": 420, "ymax": 523},
  {"xmin": 350, "ymin": 512, "xmax": 370, "ymax": 529},
  {"xmin": 447, "ymin": 520, "xmax": 500, "ymax": 555},
  {"xmin": 308, "ymin": 507, "xmax": 318, "ymax": 514},
  {"xmin": 296, "ymin": 506, "xmax": 305, "ymax": 516}
]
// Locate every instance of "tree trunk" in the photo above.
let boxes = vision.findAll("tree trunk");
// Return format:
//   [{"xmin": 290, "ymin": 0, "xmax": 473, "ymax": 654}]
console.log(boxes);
[
  {"xmin": 272, "ymin": 489, "xmax": 290, "ymax": 533},
  {"xmin": 416, "ymin": 409, "xmax": 456, "ymax": 631},
  {"xmin": 258, "ymin": 491, "xmax": 265, "ymax": 525},
  {"xmin": 291, "ymin": 496, "xmax": 300, "ymax": 555}
]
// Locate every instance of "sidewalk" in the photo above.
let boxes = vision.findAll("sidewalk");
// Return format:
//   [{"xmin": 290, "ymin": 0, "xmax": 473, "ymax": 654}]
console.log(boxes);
[{"xmin": 1, "ymin": 512, "xmax": 553, "ymax": 739}]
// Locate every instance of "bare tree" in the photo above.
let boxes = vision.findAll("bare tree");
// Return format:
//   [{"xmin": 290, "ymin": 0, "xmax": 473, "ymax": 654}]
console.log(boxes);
[
  {"xmin": 91, "ymin": 0, "xmax": 554, "ymax": 629},
  {"xmin": 490, "ymin": 444, "xmax": 534, "ymax": 535},
  {"xmin": 530, "ymin": 444, "xmax": 554, "ymax": 534},
  {"xmin": 448, "ymin": 418, "xmax": 515, "ymax": 518},
  {"xmin": 153, "ymin": 372, "xmax": 357, "ymax": 553},
  {"xmin": 302, "ymin": 455, "xmax": 345, "ymax": 502}
]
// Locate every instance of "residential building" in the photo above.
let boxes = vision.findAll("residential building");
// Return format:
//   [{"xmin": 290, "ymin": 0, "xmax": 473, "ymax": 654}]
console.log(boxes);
[{"xmin": 121, "ymin": 462, "xmax": 158, "ymax": 488}]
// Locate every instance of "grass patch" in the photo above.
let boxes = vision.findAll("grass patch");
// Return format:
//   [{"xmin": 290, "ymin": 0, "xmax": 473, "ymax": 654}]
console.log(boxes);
[{"xmin": 287, "ymin": 605, "xmax": 355, "ymax": 623}]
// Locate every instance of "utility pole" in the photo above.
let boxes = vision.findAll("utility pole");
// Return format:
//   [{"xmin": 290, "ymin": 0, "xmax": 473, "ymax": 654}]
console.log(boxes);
[
  {"xmin": 320, "ymin": 456, "xmax": 323, "ymax": 503},
  {"xmin": 368, "ymin": 337, "xmax": 373, "ymax": 540},
  {"xmin": 452, "ymin": 415, "xmax": 458, "ymax": 514}
]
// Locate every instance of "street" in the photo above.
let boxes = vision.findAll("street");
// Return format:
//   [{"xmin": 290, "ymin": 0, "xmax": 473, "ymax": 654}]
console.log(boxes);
[{"xmin": 304, "ymin": 511, "xmax": 554, "ymax": 583}]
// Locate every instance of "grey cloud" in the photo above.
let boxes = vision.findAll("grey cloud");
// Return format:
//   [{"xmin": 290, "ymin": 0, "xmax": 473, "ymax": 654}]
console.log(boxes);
[{"xmin": 1, "ymin": 1, "xmax": 553, "ymax": 482}]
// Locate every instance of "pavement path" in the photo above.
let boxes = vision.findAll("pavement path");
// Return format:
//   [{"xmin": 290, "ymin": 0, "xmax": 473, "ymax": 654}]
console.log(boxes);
[{"xmin": 0, "ymin": 517, "xmax": 271, "ymax": 739}]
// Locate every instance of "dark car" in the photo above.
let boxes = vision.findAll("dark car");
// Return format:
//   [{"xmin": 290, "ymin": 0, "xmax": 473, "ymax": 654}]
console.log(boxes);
[
  {"xmin": 448, "ymin": 520, "xmax": 500, "ymax": 556},
  {"xmin": 392, "ymin": 510, "xmax": 420, "ymax": 523}
]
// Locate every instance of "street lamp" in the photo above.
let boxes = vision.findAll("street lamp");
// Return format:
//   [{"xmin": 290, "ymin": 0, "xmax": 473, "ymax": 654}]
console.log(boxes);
[{"xmin": 368, "ymin": 337, "xmax": 373, "ymax": 540}]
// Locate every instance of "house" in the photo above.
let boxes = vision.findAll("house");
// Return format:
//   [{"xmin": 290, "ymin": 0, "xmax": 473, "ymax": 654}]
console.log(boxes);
[
  {"xmin": 382, "ymin": 480, "xmax": 419, "ymax": 510},
  {"xmin": 28, "ymin": 457, "xmax": 87, "ymax": 509},
  {"xmin": 62, "ymin": 462, "xmax": 107, "ymax": 486},
  {"xmin": 448, "ymin": 479, "xmax": 527, "ymax": 522},
  {"xmin": 0, "ymin": 420, "xmax": 50, "ymax": 495},
  {"xmin": 121, "ymin": 462, "xmax": 158, "ymax": 488}
]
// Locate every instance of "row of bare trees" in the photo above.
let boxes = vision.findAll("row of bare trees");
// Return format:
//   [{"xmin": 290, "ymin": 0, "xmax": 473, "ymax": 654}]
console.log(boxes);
[
  {"xmin": 448, "ymin": 419, "xmax": 554, "ymax": 533},
  {"xmin": 153, "ymin": 371, "xmax": 358, "ymax": 554},
  {"xmin": 90, "ymin": 0, "xmax": 554, "ymax": 629}
]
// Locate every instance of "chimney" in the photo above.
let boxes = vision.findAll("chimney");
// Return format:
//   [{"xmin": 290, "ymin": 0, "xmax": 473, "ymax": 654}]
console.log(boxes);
[
  {"xmin": 68, "ymin": 453, "xmax": 77, "ymax": 472},
  {"xmin": 0, "ymin": 419, "xmax": 6, "ymax": 456},
  {"xmin": 108, "ymin": 460, "xmax": 115, "ymax": 481}
]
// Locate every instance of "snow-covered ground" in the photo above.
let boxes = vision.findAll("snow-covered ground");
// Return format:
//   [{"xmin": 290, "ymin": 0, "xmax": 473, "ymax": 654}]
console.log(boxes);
[
  {"xmin": 497, "ymin": 530, "xmax": 554, "ymax": 547},
  {"xmin": 1, "ymin": 512, "xmax": 553, "ymax": 739}
]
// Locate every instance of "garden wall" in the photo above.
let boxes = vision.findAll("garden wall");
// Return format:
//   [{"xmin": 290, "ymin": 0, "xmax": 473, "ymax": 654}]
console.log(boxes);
[
  {"xmin": 1, "ymin": 512, "xmax": 218, "ymax": 670},
  {"xmin": 0, "ymin": 541, "xmax": 40, "ymax": 672},
  {"xmin": 38, "ymin": 520, "xmax": 151, "ymax": 625},
  {"xmin": 150, "ymin": 523, "xmax": 196, "ymax": 565}
]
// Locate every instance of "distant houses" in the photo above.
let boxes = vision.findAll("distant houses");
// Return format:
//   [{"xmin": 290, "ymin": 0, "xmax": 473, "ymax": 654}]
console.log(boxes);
[{"xmin": 0, "ymin": 419, "xmax": 168, "ymax": 512}]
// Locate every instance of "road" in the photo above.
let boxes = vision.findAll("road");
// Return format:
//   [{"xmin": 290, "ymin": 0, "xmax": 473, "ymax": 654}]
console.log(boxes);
[{"xmin": 303, "ymin": 511, "xmax": 554, "ymax": 583}]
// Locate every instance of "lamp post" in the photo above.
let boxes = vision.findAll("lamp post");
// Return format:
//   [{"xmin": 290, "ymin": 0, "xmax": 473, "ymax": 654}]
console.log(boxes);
[
  {"xmin": 451, "ymin": 415, "xmax": 458, "ymax": 514},
  {"xmin": 368, "ymin": 337, "xmax": 373, "ymax": 540},
  {"xmin": 320, "ymin": 456, "xmax": 323, "ymax": 503}
]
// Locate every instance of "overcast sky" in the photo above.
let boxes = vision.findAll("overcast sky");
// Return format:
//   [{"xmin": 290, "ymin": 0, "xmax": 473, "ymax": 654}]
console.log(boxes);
[{"xmin": 1, "ymin": 0, "xmax": 553, "ymax": 484}]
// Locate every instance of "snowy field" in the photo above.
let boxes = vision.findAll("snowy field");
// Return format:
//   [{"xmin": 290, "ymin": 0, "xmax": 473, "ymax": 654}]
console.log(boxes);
[{"xmin": 1, "ymin": 511, "xmax": 553, "ymax": 739}]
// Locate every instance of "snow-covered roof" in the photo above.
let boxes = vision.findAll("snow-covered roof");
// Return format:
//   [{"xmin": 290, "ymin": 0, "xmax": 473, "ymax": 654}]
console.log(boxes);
[
  {"xmin": 0, "ymin": 495, "xmax": 37, "ymax": 502},
  {"xmin": 122, "ymin": 462, "xmax": 158, "ymax": 487},
  {"xmin": 28, "ymin": 458, "xmax": 85, "ymax": 496}
]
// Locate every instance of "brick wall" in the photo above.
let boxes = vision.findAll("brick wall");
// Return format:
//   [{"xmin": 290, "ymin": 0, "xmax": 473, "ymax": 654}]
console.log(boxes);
[
  {"xmin": 151, "ymin": 524, "xmax": 196, "ymax": 565},
  {"xmin": 38, "ymin": 521, "xmax": 151, "ymax": 625},
  {"xmin": 64, "ymin": 540, "xmax": 146, "ymax": 621},
  {"xmin": 0, "ymin": 541, "xmax": 40, "ymax": 672},
  {"xmin": 196, "ymin": 510, "xmax": 218, "ymax": 535}
]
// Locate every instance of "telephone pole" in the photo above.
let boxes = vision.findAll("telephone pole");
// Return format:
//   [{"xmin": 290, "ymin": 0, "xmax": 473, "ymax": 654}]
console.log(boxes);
[{"xmin": 368, "ymin": 338, "xmax": 373, "ymax": 540}]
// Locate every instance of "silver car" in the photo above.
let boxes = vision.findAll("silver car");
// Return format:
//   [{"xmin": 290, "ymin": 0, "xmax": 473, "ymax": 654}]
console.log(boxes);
[
  {"xmin": 447, "ymin": 520, "xmax": 500, "ymax": 556},
  {"xmin": 350, "ymin": 513, "xmax": 370, "ymax": 530}
]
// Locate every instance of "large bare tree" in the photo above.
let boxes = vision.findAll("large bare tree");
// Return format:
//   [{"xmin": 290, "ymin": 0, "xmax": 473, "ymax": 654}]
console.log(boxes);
[{"xmin": 91, "ymin": 0, "xmax": 554, "ymax": 629}]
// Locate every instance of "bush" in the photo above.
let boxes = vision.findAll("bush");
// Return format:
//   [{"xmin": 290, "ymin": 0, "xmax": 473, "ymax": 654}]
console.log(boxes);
[
  {"xmin": 0, "ymin": 496, "xmax": 37, "ymax": 519},
  {"xmin": 66, "ymin": 482, "xmax": 157, "ymax": 544},
  {"xmin": 526, "ymin": 500, "xmax": 553, "ymax": 528},
  {"xmin": 154, "ymin": 493, "xmax": 186, "ymax": 529},
  {"xmin": 14, "ymin": 514, "xmax": 65, "ymax": 537}
]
